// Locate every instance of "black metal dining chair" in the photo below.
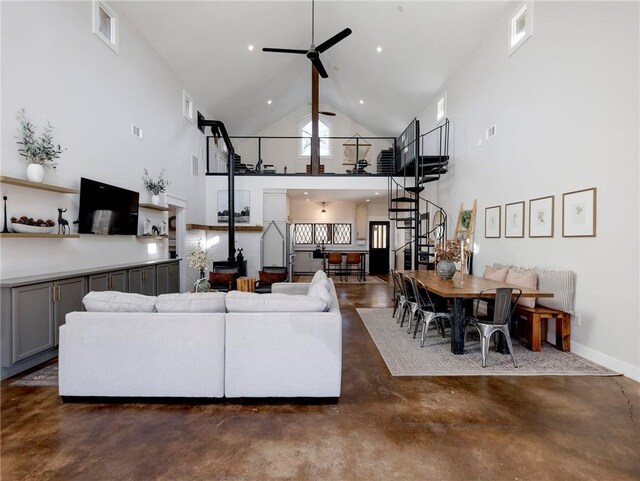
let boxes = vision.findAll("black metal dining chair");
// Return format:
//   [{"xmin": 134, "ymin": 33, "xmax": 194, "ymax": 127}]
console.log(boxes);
[
  {"xmin": 465, "ymin": 288, "xmax": 522, "ymax": 368},
  {"xmin": 391, "ymin": 270, "xmax": 405, "ymax": 319},
  {"xmin": 409, "ymin": 277, "xmax": 452, "ymax": 347}
]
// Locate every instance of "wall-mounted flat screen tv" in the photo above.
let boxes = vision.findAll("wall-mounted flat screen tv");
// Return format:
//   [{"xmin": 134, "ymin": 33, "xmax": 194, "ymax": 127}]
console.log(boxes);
[{"xmin": 78, "ymin": 178, "xmax": 139, "ymax": 235}]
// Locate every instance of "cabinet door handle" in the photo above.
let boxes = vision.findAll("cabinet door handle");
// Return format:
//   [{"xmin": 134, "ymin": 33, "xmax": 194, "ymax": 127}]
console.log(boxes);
[{"xmin": 56, "ymin": 285, "xmax": 61, "ymax": 301}]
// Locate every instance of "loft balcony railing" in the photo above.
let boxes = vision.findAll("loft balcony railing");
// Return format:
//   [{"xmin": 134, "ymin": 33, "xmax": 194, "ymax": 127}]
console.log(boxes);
[{"xmin": 206, "ymin": 135, "xmax": 397, "ymax": 176}]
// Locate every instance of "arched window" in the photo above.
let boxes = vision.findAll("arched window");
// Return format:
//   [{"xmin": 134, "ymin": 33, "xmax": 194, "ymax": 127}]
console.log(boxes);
[{"xmin": 300, "ymin": 119, "xmax": 331, "ymax": 157}]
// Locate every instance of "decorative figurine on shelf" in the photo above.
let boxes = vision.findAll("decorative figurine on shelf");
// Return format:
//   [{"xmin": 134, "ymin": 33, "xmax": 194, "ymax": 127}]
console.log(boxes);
[
  {"xmin": 236, "ymin": 248, "xmax": 244, "ymax": 265},
  {"xmin": 143, "ymin": 218, "xmax": 151, "ymax": 236},
  {"xmin": 57, "ymin": 208, "xmax": 69, "ymax": 235},
  {"xmin": 160, "ymin": 220, "xmax": 168, "ymax": 236},
  {"xmin": 152, "ymin": 225, "xmax": 160, "ymax": 236},
  {"xmin": 2, "ymin": 196, "xmax": 9, "ymax": 233}
]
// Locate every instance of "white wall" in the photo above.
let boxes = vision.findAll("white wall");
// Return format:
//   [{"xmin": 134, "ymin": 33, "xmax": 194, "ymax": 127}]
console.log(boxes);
[
  {"xmin": 1, "ymin": 1, "xmax": 209, "ymax": 278},
  {"xmin": 417, "ymin": 1, "xmax": 639, "ymax": 378}
]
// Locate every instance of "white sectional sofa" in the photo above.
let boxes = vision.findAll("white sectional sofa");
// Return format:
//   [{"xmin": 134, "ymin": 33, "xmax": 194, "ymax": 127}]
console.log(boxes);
[{"xmin": 58, "ymin": 272, "xmax": 341, "ymax": 399}]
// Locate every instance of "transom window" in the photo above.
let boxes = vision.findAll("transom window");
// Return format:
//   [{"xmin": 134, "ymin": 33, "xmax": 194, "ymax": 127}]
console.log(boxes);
[
  {"xmin": 294, "ymin": 223, "xmax": 352, "ymax": 245},
  {"xmin": 300, "ymin": 120, "xmax": 331, "ymax": 157},
  {"xmin": 508, "ymin": 2, "xmax": 533, "ymax": 55}
]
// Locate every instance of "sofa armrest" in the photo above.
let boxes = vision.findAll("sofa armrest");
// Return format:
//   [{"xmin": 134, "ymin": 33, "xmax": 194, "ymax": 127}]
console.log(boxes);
[{"xmin": 271, "ymin": 282, "xmax": 310, "ymax": 295}]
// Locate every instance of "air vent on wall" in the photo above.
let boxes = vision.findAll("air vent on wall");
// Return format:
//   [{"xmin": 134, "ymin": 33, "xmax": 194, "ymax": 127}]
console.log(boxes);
[
  {"xmin": 131, "ymin": 124, "xmax": 143, "ymax": 139},
  {"xmin": 191, "ymin": 154, "xmax": 199, "ymax": 177},
  {"xmin": 486, "ymin": 125, "xmax": 497, "ymax": 140}
]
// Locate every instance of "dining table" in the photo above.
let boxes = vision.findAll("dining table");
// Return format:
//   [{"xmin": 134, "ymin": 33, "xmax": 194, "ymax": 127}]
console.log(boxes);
[{"xmin": 400, "ymin": 270, "xmax": 554, "ymax": 355}]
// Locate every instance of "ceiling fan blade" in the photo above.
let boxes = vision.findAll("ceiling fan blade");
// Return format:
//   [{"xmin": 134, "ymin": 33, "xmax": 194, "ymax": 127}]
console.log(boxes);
[
  {"xmin": 319, "ymin": 111, "xmax": 336, "ymax": 116},
  {"xmin": 262, "ymin": 47, "xmax": 308, "ymax": 54},
  {"xmin": 310, "ymin": 57, "xmax": 329, "ymax": 78},
  {"xmin": 315, "ymin": 28, "xmax": 352, "ymax": 53}
]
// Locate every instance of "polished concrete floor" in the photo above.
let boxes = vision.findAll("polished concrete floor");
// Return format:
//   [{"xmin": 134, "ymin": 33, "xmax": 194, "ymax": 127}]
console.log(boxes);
[{"xmin": 2, "ymin": 278, "xmax": 639, "ymax": 480}]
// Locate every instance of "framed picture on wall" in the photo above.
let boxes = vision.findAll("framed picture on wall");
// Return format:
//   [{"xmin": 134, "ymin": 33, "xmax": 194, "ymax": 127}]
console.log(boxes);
[
  {"xmin": 505, "ymin": 201, "xmax": 525, "ymax": 238},
  {"xmin": 217, "ymin": 190, "xmax": 250, "ymax": 224},
  {"xmin": 562, "ymin": 187, "xmax": 597, "ymax": 237},
  {"xmin": 484, "ymin": 205, "xmax": 501, "ymax": 238},
  {"xmin": 529, "ymin": 195, "xmax": 554, "ymax": 238}
]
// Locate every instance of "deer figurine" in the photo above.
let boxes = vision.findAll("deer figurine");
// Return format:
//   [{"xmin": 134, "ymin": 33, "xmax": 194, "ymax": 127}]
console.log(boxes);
[{"xmin": 57, "ymin": 208, "xmax": 69, "ymax": 235}]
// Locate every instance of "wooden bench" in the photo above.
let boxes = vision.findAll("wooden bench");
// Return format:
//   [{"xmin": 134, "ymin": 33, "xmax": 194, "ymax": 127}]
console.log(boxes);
[{"xmin": 514, "ymin": 305, "xmax": 571, "ymax": 352}]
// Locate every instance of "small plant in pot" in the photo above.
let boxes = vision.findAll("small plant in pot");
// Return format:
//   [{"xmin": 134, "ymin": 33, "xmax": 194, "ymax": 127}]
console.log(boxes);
[
  {"xmin": 16, "ymin": 109, "xmax": 65, "ymax": 183},
  {"xmin": 142, "ymin": 169, "xmax": 171, "ymax": 205}
]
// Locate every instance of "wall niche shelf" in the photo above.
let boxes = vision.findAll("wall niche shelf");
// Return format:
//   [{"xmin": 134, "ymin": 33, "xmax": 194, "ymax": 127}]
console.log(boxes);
[
  {"xmin": 0, "ymin": 233, "xmax": 80, "ymax": 239},
  {"xmin": 0, "ymin": 176, "xmax": 78, "ymax": 194},
  {"xmin": 139, "ymin": 203, "xmax": 170, "ymax": 212},
  {"xmin": 186, "ymin": 224, "xmax": 263, "ymax": 232}
]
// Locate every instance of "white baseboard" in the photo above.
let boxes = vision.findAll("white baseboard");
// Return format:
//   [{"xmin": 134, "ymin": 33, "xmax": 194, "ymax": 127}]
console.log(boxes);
[{"xmin": 571, "ymin": 341, "xmax": 640, "ymax": 382}]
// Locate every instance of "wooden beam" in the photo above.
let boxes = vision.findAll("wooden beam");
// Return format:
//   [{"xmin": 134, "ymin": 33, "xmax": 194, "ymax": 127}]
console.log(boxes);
[{"xmin": 311, "ymin": 66, "xmax": 320, "ymax": 175}]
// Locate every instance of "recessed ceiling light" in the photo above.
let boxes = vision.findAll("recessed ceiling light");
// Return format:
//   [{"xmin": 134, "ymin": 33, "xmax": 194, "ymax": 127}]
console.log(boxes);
[
  {"xmin": 374, "ymin": 192, "xmax": 379, "ymax": 195},
  {"xmin": 305, "ymin": 198, "xmax": 310, "ymax": 202},
  {"xmin": 248, "ymin": 44, "xmax": 254, "ymax": 51},
  {"xmin": 366, "ymin": 199, "xmax": 370, "ymax": 202},
  {"xmin": 376, "ymin": 46, "xmax": 383, "ymax": 53},
  {"xmin": 359, "ymin": 100, "xmax": 364, "ymax": 105},
  {"xmin": 267, "ymin": 99, "xmax": 272, "ymax": 105},
  {"xmin": 303, "ymin": 192, "xmax": 308, "ymax": 195}
]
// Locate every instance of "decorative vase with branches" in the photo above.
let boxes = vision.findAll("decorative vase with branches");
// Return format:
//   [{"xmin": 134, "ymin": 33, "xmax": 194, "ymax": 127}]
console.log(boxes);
[
  {"xmin": 142, "ymin": 169, "xmax": 171, "ymax": 204},
  {"xmin": 16, "ymin": 109, "xmax": 65, "ymax": 182}
]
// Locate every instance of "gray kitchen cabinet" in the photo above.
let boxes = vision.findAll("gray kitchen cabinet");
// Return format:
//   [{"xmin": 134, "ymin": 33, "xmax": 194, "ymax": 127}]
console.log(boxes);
[
  {"xmin": 2, "ymin": 277, "xmax": 86, "ymax": 366},
  {"xmin": 157, "ymin": 261, "xmax": 180, "ymax": 295},
  {"xmin": 1, "ymin": 259, "xmax": 180, "ymax": 379},
  {"xmin": 128, "ymin": 266, "xmax": 156, "ymax": 296},
  {"xmin": 10, "ymin": 283, "xmax": 54, "ymax": 363},
  {"xmin": 53, "ymin": 277, "xmax": 86, "ymax": 345},
  {"xmin": 89, "ymin": 270, "xmax": 128, "ymax": 292}
]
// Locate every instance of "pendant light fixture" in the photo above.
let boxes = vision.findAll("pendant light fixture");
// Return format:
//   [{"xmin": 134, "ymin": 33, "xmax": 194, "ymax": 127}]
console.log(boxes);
[{"xmin": 321, "ymin": 202, "xmax": 327, "ymax": 216}]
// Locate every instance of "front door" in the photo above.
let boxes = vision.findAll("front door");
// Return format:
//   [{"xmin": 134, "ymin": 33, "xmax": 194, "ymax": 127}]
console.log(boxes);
[{"xmin": 368, "ymin": 221, "xmax": 390, "ymax": 275}]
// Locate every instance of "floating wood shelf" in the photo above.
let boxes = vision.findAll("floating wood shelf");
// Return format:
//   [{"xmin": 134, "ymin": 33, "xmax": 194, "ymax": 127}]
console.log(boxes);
[
  {"xmin": 136, "ymin": 235, "xmax": 169, "ymax": 240},
  {"xmin": 0, "ymin": 176, "xmax": 78, "ymax": 194},
  {"xmin": 139, "ymin": 203, "xmax": 170, "ymax": 212},
  {"xmin": 0, "ymin": 233, "xmax": 80, "ymax": 239},
  {"xmin": 186, "ymin": 224, "xmax": 263, "ymax": 232}
]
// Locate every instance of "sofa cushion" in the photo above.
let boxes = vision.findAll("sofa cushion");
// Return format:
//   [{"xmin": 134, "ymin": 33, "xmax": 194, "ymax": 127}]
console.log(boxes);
[
  {"xmin": 155, "ymin": 292, "xmax": 226, "ymax": 313},
  {"xmin": 307, "ymin": 278, "xmax": 332, "ymax": 311},
  {"xmin": 534, "ymin": 267, "xmax": 575, "ymax": 314},
  {"xmin": 505, "ymin": 269, "xmax": 537, "ymax": 308},
  {"xmin": 310, "ymin": 270, "xmax": 328, "ymax": 286},
  {"xmin": 258, "ymin": 270, "xmax": 288, "ymax": 286},
  {"xmin": 483, "ymin": 266, "xmax": 509, "ymax": 282},
  {"xmin": 225, "ymin": 290, "xmax": 326, "ymax": 313},
  {"xmin": 83, "ymin": 291, "xmax": 156, "ymax": 312}
]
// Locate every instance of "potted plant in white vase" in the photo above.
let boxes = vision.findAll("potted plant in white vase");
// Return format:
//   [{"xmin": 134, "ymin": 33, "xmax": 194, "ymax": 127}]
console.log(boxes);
[
  {"xmin": 142, "ymin": 169, "xmax": 171, "ymax": 205},
  {"xmin": 16, "ymin": 109, "xmax": 65, "ymax": 183}
]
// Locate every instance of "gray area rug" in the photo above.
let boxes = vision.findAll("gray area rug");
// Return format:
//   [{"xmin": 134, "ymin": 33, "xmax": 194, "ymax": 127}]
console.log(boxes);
[
  {"xmin": 10, "ymin": 363, "xmax": 58, "ymax": 386},
  {"xmin": 357, "ymin": 308, "xmax": 618, "ymax": 377},
  {"xmin": 299, "ymin": 275, "xmax": 385, "ymax": 285}
]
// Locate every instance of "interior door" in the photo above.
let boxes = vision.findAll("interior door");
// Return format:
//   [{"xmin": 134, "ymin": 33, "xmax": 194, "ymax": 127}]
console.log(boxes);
[{"xmin": 368, "ymin": 221, "xmax": 390, "ymax": 275}]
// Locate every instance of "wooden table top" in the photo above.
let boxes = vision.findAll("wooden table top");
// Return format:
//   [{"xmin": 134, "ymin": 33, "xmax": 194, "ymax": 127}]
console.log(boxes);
[{"xmin": 400, "ymin": 270, "xmax": 554, "ymax": 299}]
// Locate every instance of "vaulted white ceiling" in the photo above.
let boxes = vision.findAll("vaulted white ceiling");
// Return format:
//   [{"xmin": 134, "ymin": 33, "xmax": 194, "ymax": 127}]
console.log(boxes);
[{"xmin": 118, "ymin": 1, "xmax": 509, "ymax": 137}]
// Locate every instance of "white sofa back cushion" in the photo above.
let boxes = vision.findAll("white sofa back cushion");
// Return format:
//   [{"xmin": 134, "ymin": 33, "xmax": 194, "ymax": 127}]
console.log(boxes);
[
  {"xmin": 83, "ymin": 291, "xmax": 156, "ymax": 312},
  {"xmin": 307, "ymin": 278, "xmax": 332, "ymax": 311},
  {"xmin": 155, "ymin": 292, "xmax": 226, "ymax": 313},
  {"xmin": 225, "ymin": 291, "xmax": 326, "ymax": 313}
]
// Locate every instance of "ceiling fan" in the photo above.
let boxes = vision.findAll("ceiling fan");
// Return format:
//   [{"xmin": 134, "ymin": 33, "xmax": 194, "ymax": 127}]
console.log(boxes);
[{"xmin": 262, "ymin": 0, "xmax": 352, "ymax": 79}]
